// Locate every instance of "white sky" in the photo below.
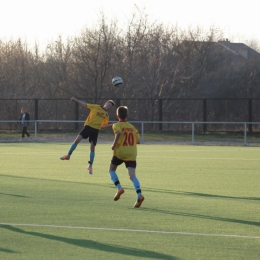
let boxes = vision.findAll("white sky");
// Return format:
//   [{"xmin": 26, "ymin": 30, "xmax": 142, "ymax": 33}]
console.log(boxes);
[{"xmin": 1, "ymin": 0, "xmax": 259, "ymax": 48}]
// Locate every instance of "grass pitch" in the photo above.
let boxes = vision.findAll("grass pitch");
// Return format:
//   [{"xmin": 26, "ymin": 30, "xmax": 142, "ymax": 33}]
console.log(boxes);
[{"xmin": 1, "ymin": 143, "xmax": 260, "ymax": 260}]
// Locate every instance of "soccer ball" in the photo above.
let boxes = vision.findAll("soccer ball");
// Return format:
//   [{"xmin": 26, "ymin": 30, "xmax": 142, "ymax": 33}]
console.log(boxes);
[{"xmin": 112, "ymin": 76, "xmax": 123, "ymax": 87}]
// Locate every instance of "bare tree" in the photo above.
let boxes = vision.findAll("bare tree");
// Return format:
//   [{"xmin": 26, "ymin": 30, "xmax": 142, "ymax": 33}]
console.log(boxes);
[
  {"xmin": 43, "ymin": 36, "xmax": 73, "ymax": 98},
  {"xmin": 0, "ymin": 39, "xmax": 37, "ymax": 98},
  {"xmin": 71, "ymin": 13, "xmax": 120, "ymax": 101}
]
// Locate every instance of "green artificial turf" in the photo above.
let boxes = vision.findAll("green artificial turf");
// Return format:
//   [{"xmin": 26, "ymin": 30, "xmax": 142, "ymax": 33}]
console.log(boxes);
[{"xmin": 1, "ymin": 143, "xmax": 260, "ymax": 259}]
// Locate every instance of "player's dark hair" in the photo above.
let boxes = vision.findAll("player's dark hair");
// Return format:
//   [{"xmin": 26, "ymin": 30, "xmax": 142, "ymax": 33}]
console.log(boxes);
[
  {"xmin": 117, "ymin": 106, "xmax": 128, "ymax": 120},
  {"xmin": 108, "ymin": 100, "xmax": 115, "ymax": 106}
]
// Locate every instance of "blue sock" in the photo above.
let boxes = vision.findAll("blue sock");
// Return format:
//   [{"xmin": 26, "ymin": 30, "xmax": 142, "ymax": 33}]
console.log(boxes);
[
  {"xmin": 132, "ymin": 177, "xmax": 142, "ymax": 198},
  {"xmin": 89, "ymin": 152, "xmax": 95, "ymax": 166},
  {"xmin": 68, "ymin": 143, "xmax": 77, "ymax": 156},
  {"xmin": 110, "ymin": 171, "xmax": 121, "ymax": 189}
]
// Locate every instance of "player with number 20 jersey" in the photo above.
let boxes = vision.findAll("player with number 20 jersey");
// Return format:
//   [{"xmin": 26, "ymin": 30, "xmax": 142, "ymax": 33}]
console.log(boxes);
[
  {"xmin": 112, "ymin": 121, "xmax": 140, "ymax": 161},
  {"xmin": 109, "ymin": 106, "xmax": 144, "ymax": 208}
]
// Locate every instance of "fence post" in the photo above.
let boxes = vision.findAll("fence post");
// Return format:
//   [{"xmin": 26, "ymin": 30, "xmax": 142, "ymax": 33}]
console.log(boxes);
[
  {"xmin": 35, "ymin": 99, "xmax": 38, "ymax": 131},
  {"xmin": 203, "ymin": 99, "xmax": 207, "ymax": 134},
  {"xmin": 158, "ymin": 99, "xmax": 162, "ymax": 130},
  {"xmin": 141, "ymin": 122, "xmax": 144, "ymax": 143},
  {"xmin": 192, "ymin": 122, "xmax": 195, "ymax": 144},
  {"xmin": 248, "ymin": 99, "xmax": 252, "ymax": 134},
  {"xmin": 35, "ymin": 121, "xmax": 37, "ymax": 141},
  {"xmin": 244, "ymin": 123, "xmax": 247, "ymax": 145},
  {"xmin": 75, "ymin": 102, "xmax": 79, "ymax": 131}
]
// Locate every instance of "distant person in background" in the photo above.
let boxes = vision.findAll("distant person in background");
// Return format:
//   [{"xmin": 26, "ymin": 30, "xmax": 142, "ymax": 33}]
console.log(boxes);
[{"xmin": 19, "ymin": 107, "xmax": 30, "ymax": 140}]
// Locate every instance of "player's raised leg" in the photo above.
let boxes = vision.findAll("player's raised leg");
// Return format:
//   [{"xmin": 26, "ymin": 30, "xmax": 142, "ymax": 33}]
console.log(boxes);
[{"xmin": 60, "ymin": 135, "xmax": 82, "ymax": 160}]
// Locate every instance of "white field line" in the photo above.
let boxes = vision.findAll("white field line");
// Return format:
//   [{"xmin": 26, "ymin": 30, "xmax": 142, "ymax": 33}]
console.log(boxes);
[{"xmin": 0, "ymin": 222, "xmax": 260, "ymax": 240}]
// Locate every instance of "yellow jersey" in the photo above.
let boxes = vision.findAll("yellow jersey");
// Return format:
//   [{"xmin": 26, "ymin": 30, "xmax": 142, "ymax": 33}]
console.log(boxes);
[
  {"xmin": 112, "ymin": 121, "xmax": 140, "ymax": 161},
  {"xmin": 84, "ymin": 104, "xmax": 109, "ymax": 130}
]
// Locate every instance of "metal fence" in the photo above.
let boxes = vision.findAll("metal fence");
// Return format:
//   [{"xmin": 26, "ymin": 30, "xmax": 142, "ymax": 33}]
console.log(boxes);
[
  {"xmin": 0, "ymin": 98, "xmax": 260, "ymax": 133},
  {"xmin": 1, "ymin": 120, "xmax": 260, "ymax": 146}
]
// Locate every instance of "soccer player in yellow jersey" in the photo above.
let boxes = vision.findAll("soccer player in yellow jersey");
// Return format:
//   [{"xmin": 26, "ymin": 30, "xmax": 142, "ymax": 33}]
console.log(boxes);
[
  {"xmin": 109, "ymin": 106, "xmax": 144, "ymax": 208},
  {"xmin": 60, "ymin": 96, "xmax": 115, "ymax": 174}
]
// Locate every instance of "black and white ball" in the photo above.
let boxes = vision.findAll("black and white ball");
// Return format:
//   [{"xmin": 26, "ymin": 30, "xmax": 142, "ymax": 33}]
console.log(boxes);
[{"xmin": 112, "ymin": 76, "xmax": 123, "ymax": 87}]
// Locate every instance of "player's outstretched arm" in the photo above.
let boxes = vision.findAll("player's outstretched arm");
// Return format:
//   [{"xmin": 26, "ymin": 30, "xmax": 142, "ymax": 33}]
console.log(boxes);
[{"xmin": 71, "ymin": 96, "xmax": 87, "ymax": 107}]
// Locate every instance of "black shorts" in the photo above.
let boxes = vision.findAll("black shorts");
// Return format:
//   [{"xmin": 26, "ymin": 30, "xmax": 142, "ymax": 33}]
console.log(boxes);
[
  {"xmin": 79, "ymin": 125, "xmax": 99, "ymax": 145},
  {"xmin": 111, "ymin": 156, "xmax": 136, "ymax": 168}
]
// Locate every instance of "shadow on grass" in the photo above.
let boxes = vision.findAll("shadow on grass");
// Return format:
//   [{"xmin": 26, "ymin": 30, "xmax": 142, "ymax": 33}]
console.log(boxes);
[
  {"xmin": 143, "ymin": 187, "xmax": 260, "ymax": 201},
  {"xmin": 0, "ymin": 174, "xmax": 108, "ymax": 188},
  {"xmin": 178, "ymin": 190, "xmax": 260, "ymax": 201},
  {"xmin": 1, "ymin": 225, "xmax": 179, "ymax": 260},
  {"xmin": 2, "ymin": 174, "xmax": 259, "ymax": 202},
  {"xmin": 0, "ymin": 192, "xmax": 29, "ymax": 198},
  {"xmin": 140, "ymin": 208, "xmax": 260, "ymax": 227},
  {"xmin": 0, "ymin": 173, "xmax": 128, "ymax": 193},
  {"xmin": 0, "ymin": 247, "xmax": 17, "ymax": 253}
]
